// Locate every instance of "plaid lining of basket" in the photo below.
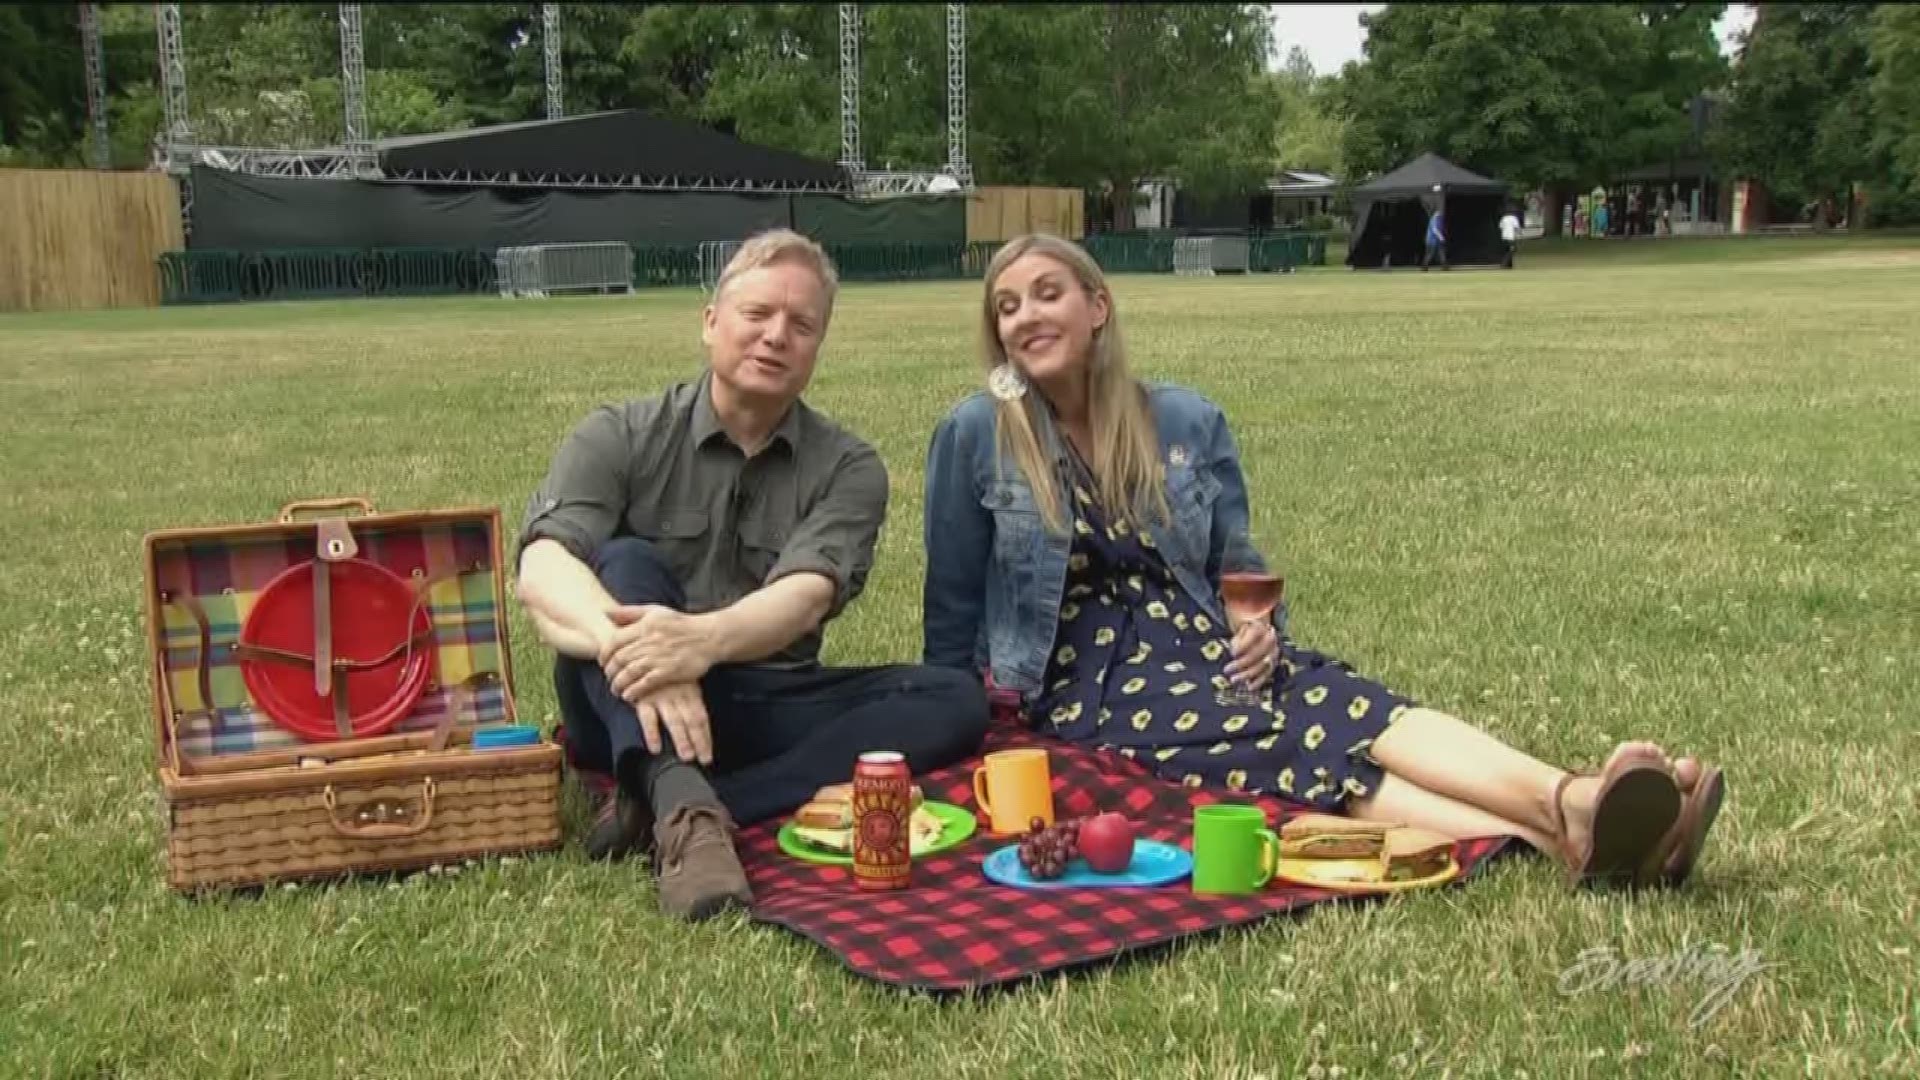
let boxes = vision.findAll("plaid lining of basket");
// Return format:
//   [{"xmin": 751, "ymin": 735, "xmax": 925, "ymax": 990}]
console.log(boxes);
[{"xmin": 154, "ymin": 521, "xmax": 510, "ymax": 758}]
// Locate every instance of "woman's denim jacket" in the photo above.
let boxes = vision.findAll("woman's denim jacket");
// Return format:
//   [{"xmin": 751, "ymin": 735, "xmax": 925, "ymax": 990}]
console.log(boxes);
[{"xmin": 921, "ymin": 382, "xmax": 1285, "ymax": 700}]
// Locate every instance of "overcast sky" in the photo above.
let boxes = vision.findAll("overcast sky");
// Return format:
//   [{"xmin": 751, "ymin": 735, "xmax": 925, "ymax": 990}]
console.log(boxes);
[{"xmin": 1268, "ymin": 4, "xmax": 1758, "ymax": 76}]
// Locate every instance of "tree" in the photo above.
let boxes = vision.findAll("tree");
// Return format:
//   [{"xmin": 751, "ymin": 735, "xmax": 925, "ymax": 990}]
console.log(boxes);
[
  {"xmin": 1868, "ymin": 3, "xmax": 1920, "ymax": 220},
  {"xmin": 1716, "ymin": 4, "xmax": 1877, "ymax": 225},
  {"xmin": 1267, "ymin": 46, "xmax": 1346, "ymax": 177},
  {"xmin": 0, "ymin": 4, "xmax": 88, "ymax": 164},
  {"xmin": 963, "ymin": 5, "xmax": 1117, "ymax": 189},
  {"xmin": 1614, "ymin": 4, "xmax": 1731, "ymax": 175},
  {"xmin": 1085, "ymin": 4, "xmax": 1280, "ymax": 227},
  {"xmin": 651, "ymin": 4, "xmax": 843, "ymax": 162},
  {"xmin": 623, "ymin": 1, "xmax": 1280, "ymax": 211},
  {"xmin": 7, "ymin": 0, "xmax": 1287, "ymax": 226},
  {"xmin": 1338, "ymin": 4, "xmax": 1724, "ymax": 236}
]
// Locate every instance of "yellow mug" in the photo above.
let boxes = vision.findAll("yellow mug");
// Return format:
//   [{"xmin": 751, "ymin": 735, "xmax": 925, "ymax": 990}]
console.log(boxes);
[{"xmin": 972, "ymin": 748, "xmax": 1055, "ymax": 836}]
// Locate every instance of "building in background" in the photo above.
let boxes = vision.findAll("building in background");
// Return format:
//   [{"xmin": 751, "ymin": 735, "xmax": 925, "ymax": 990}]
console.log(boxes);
[{"xmin": 1121, "ymin": 169, "xmax": 1341, "ymax": 234}]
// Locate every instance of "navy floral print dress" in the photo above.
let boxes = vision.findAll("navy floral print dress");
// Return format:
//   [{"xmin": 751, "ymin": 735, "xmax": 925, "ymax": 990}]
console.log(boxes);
[{"xmin": 1031, "ymin": 460, "xmax": 1414, "ymax": 809}]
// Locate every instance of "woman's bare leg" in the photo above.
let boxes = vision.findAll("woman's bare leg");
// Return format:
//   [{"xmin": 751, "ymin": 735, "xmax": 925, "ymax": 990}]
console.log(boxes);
[
  {"xmin": 1365, "ymin": 706, "xmax": 1695, "ymax": 858},
  {"xmin": 1346, "ymin": 771, "xmax": 1555, "ymax": 855}
]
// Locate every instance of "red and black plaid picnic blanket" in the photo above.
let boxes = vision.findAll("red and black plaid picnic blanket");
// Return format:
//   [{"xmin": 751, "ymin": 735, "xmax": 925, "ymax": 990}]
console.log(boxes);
[{"xmin": 733, "ymin": 706, "xmax": 1523, "ymax": 992}]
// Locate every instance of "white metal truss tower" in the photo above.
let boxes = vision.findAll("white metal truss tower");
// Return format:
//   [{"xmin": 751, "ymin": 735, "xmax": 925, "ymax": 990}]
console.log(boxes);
[
  {"xmin": 80, "ymin": 4, "xmax": 110, "ymax": 169},
  {"xmin": 944, "ymin": 3, "xmax": 970, "ymax": 188},
  {"xmin": 154, "ymin": 3, "xmax": 193, "ymax": 236},
  {"xmin": 338, "ymin": 3, "xmax": 377, "ymax": 177},
  {"xmin": 543, "ymin": 4, "xmax": 564, "ymax": 121},
  {"xmin": 841, "ymin": 4, "xmax": 973, "ymax": 196},
  {"xmin": 155, "ymin": 2, "xmax": 189, "ymax": 169},
  {"xmin": 838, "ymin": 4, "xmax": 863, "ymax": 176}
]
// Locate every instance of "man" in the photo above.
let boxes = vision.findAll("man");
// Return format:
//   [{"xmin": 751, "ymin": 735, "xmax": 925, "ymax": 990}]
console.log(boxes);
[
  {"xmin": 1499, "ymin": 206, "xmax": 1522, "ymax": 269},
  {"xmin": 1422, "ymin": 205, "xmax": 1448, "ymax": 271},
  {"xmin": 515, "ymin": 229, "xmax": 989, "ymax": 920}
]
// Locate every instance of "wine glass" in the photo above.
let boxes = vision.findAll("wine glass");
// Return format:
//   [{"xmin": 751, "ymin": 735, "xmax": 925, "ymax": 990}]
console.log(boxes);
[{"xmin": 1218, "ymin": 534, "xmax": 1284, "ymax": 707}]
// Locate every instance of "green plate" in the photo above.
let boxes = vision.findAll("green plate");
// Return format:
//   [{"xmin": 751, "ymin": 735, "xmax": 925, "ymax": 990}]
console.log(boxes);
[{"xmin": 777, "ymin": 801, "xmax": 978, "ymax": 866}]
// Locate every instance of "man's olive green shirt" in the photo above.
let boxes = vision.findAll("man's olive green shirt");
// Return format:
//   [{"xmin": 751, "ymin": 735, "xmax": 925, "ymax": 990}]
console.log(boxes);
[{"xmin": 519, "ymin": 372, "xmax": 887, "ymax": 668}]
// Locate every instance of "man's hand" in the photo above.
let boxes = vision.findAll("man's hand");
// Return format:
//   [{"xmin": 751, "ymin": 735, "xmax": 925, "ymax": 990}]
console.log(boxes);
[
  {"xmin": 1222, "ymin": 617, "xmax": 1280, "ymax": 692},
  {"xmin": 621, "ymin": 679, "xmax": 713, "ymax": 765},
  {"xmin": 599, "ymin": 605, "xmax": 718, "ymax": 702}
]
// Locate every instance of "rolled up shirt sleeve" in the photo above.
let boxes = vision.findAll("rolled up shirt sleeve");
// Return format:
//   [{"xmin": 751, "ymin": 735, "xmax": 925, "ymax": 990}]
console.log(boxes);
[
  {"xmin": 518, "ymin": 405, "xmax": 632, "ymax": 569},
  {"xmin": 764, "ymin": 443, "xmax": 888, "ymax": 618}
]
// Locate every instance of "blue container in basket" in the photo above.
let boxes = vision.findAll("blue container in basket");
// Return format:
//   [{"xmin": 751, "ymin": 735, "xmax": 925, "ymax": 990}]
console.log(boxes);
[{"xmin": 472, "ymin": 724, "xmax": 540, "ymax": 750}]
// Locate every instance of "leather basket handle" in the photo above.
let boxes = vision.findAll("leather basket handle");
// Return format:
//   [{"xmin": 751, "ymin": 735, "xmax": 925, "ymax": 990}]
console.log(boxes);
[
  {"xmin": 279, "ymin": 497, "xmax": 375, "ymax": 522},
  {"xmin": 324, "ymin": 778, "xmax": 436, "ymax": 840}
]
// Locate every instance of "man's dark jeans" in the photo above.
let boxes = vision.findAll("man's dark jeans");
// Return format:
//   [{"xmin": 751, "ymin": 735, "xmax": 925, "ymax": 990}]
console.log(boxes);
[{"xmin": 553, "ymin": 538, "xmax": 989, "ymax": 826}]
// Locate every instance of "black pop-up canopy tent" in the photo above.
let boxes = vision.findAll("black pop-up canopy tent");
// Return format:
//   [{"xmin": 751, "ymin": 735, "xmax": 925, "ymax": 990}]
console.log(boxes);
[{"xmin": 1345, "ymin": 153, "xmax": 1511, "ymax": 268}]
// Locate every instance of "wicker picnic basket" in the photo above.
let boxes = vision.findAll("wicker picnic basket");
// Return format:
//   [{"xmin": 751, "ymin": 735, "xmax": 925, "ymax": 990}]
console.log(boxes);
[{"xmin": 142, "ymin": 497, "xmax": 562, "ymax": 892}]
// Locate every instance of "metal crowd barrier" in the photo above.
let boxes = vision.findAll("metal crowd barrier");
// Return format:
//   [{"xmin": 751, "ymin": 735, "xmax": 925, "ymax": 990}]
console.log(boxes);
[
  {"xmin": 494, "ymin": 242, "xmax": 635, "ymax": 298},
  {"xmin": 1173, "ymin": 235, "xmax": 1251, "ymax": 275},
  {"xmin": 157, "ymin": 235, "xmax": 1330, "ymax": 305},
  {"xmin": 697, "ymin": 240, "xmax": 745, "ymax": 292}
]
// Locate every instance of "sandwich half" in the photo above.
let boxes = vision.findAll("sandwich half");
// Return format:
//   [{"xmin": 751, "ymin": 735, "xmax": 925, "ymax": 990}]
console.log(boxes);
[
  {"xmin": 790, "ymin": 784, "xmax": 940, "ymax": 854},
  {"xmin": 1278, "ymin": 813, "xmax": 1391, "ymax": 860},
  {"xmin": 1379, "ymin": 828, "xmax": 1453, "ymax": 882}
]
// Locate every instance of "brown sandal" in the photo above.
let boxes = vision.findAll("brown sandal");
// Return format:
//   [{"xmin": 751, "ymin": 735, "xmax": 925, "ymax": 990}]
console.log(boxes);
[
  {"xmin": 1548, "ymin": 747, "xmax": 1684, "ymax": 891},
  {"xmin": 1645, "ymin": 764, "xmax": 1725, "ymax": 888}
]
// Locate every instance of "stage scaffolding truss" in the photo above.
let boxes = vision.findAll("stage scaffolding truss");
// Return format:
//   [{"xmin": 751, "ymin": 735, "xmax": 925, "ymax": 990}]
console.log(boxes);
[{"xmin": 141, "ymin": 1, "xmax": 973, "ymax": 223}]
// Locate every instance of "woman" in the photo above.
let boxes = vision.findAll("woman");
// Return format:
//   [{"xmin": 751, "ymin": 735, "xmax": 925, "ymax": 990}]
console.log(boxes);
[{"xmin": 921, "ymin": 234, "xmax": 1725, "ymax": 889}]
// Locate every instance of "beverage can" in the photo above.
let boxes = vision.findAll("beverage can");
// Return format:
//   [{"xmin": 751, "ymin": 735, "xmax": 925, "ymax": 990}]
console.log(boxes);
[{"xmin": 852, "ymin": 750, "xmax": 912, "ymax": 891}]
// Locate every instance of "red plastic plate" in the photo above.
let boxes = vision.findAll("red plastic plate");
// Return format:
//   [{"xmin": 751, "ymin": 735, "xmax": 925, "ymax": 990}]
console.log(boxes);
[{"xmin": 238, "ymin": 558, "xmax": 433, "ymax": 742}]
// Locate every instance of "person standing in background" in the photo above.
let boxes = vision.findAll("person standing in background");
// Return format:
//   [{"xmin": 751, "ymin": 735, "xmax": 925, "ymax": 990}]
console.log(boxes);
[
  {"xmin": 1422, "ymin": 204, "xmax": 1449, "ymax": 271},
  {"xmin": 1499, "ymin": 206, "xmax": 1522, "ymax": 269}
]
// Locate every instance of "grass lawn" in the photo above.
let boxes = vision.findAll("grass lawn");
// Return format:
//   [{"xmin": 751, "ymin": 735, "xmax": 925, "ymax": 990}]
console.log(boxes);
[{"xmin": 2, "ymin": 237, "xmax": 1916, "ymax": 1078}]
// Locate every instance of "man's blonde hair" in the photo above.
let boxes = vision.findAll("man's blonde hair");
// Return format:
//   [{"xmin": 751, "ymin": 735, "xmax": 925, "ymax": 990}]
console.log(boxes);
[{"xmin": 713, "ymin": 228, "xmax": 840, "ymax": 317}]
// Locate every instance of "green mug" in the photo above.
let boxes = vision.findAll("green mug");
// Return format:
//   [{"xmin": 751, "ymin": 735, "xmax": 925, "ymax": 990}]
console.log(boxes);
[{"xmin": 1191, "ymin": 804, "xmax": 1279, "ymax": 895}]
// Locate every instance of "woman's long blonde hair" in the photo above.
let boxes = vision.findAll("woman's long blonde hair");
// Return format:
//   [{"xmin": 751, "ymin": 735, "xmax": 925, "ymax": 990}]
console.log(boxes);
[{"xmin": 979, "ymin": 234, "xmax": 1170, "ymax": 534}]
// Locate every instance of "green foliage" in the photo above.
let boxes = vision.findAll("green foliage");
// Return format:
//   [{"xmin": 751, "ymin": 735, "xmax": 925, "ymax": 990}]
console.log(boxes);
[
  {"xmin": 5, "ymin": 1, "xmax": 1280, "ymax": 213},
  {"xmin": 1868, "ymin": 4, "xmax": 1920, "ymax": 203},
  {"xmin": 0, "ymin": 3, "xmax": 86, "ymax": 164},
  {"xmin": 1267, "ymin": 47, "xmax": 1347, "ymax": 177},
  {"xmin": 650, "ymin": 4, "xmax": 843, "ymax": 163},
  {"xmin": 1338, "ymin": 4, "xmax": 1725, "ymax": 192},
  {"xmin": 1716, "ymin": 4, "xmax": 1878, "ymax": 215},
  {"xmin": 1614, "ymin": 4, "xmax": 1731, "ymax": 171}
]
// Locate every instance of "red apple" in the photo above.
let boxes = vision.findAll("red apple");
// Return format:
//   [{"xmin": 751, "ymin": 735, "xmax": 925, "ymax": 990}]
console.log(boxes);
[{"xmin": 1078, "ymin": 812, "xmax": 1137, "ymax": 873}]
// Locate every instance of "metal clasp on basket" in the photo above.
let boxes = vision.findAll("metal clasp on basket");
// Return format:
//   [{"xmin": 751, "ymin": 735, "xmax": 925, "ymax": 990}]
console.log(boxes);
[{"xmin": 323, "ymin": 778, "xmax": 437, "ymax": 840}]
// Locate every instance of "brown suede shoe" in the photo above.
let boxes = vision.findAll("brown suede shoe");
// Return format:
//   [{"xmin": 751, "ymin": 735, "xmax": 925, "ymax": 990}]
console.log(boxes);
[
  {"xmin": 652, "ymin": 802, "xmax": 753, "ymax": 920},
  {"xmin": 582, "ymin": 785, "xmax": 652, "ymax": 862}
]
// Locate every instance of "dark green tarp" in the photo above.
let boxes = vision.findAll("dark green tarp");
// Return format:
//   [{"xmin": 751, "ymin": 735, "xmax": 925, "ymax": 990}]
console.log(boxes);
[
  {"xmin": 190, "ymin": 168, "xmax": 968, "ymax": 251},
  {"xmin": 790, "ymin": 194, "xmax": 965, "ymax": 245},
  {"xmin": 375, "ymin": 109, "xmax": 850, "ymax": 190},
  {"xmin": 190, "ymin": 167, "xmax": 792, "ymax": 250}
]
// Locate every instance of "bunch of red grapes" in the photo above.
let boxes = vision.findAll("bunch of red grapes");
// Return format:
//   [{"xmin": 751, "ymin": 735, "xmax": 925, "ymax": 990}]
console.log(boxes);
[{"xmin": 1017, "ymin": 815, "xmax": 1090, "ymax": 880}]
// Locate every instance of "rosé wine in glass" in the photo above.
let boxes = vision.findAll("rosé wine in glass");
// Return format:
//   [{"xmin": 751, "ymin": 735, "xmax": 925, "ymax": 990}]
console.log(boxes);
[{"xmin": 1220, "ymin": 571, "xmax": 1284, "ymax": 625}]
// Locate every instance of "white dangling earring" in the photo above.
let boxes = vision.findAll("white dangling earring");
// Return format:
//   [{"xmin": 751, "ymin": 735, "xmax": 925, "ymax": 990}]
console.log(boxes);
[{"xmin": 988, "ymin": 362, "xmax": 1029, "ymax": 402}]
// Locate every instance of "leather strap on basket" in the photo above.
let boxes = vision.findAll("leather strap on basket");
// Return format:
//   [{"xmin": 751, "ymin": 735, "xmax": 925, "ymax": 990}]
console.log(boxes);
[
  {"xmin": 313, "ymin": 517, "xmax": 359, "ymax": 737},
  {"xmin": 431, "ymin": 670, "xmax": 502, "ymax": 751},
  {"xmin": 278, "ymin": 497, "xmax": 374, "ymax": 523},
  {"xmin": 229, "ymin": 630, "xmax": 434, "ymax": 672},
  {"xmin": 157, "ymin": 590, "xmax": 221, "ymax": 742},
  {"xmin": 154, "ymin": 645, "xmax": 193, "ymax": 776},
  {"xmin": 228, "ymin": 568, "xmax": 446, "ymax": 673}
]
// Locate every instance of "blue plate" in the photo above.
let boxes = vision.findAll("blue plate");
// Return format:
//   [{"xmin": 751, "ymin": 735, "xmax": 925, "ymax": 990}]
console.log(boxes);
[{"xmin": 982, "ymin": 839, "xmax": 1193, "ymax": 889}]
